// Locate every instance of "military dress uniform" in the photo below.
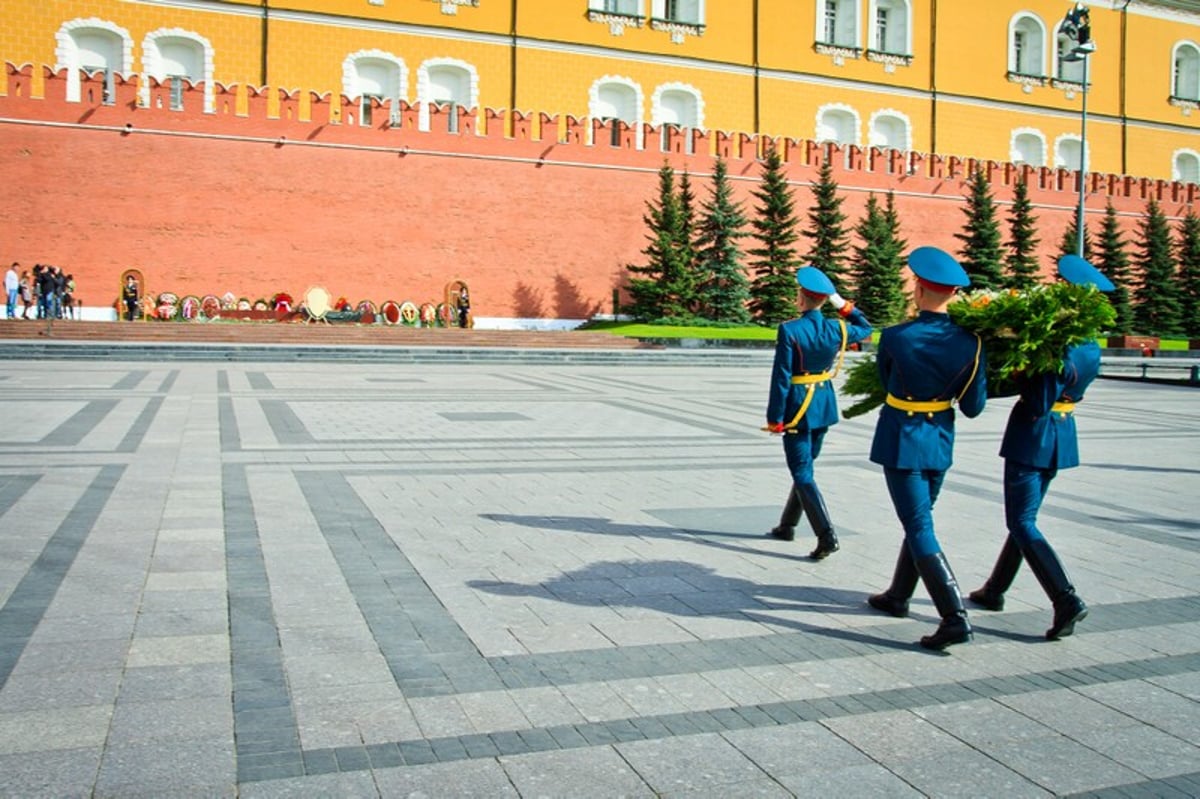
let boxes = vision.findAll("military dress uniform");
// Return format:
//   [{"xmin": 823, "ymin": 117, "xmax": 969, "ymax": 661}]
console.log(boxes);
[
  {"xmin": 866, "ymin": 247, "xmax": 987, "ymax": 650},
  {"xmin": 967, "ymin": 255, "xmax": 1111, "ymax": 640},
  {"xmin": 765, "ymin": 267, "xmax": 872, "ymax": 559}
]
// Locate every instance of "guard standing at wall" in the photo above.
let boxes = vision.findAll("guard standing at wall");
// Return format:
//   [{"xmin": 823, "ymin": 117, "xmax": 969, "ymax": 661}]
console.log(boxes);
[
  {"xmin": 966, "ymin": 255, "xmax": 1111, "ymax": 640},
  {"xmin": 123, "ymin": 274, "xmax": 139, "ymax": 321},
  {"xmin": 456, "ymin": 287, "xmax": 471, "ymax": 328},
  {"xmin": 764, "ymin": 266, "xmax": 872, "ymax": 560},
  {"xmin": 865, "ymin": 247, "xmax": 987, "ymax": 650}
]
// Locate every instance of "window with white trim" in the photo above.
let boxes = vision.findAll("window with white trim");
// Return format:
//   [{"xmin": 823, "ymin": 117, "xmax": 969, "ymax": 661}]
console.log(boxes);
[
  {"xmin": 818, "ymin": 0, "xmax": 858, "ymax": 48},
  {"xmin": 1055, "ymin": 136, "xmax": 1086, "ymax": 172},
  {"xmin": 870, "ymin": 0, "xmax": 909, "ymax": 55},
  {"xmin": 816, "ymin": 106, "xmax": 859, "ymax": 146},
  {"xmin": 417, "ymin": 58, "xmax": 476, "ymax": 132},
  {"xmin": 868, "ymin": 112, "xmax": 908, "ymax": 151},
  {"xmin": 653, "ymin": 0, "xmax": 701, "ymax": 24},
  {"xmin": 1173, "ymin": 42, "xmax": 1200, "ymax": 100},
  {"xmin": 592, "ymin": 0, "xmax": 640, "ymax": 14},
  {"xmin": 590, "ymin": 77, "xmax": 642, "ymax": 147},
  {"xmin": 1175, "ymin": 150, "xmax": 1200, "ymax": 183},
  {"xmin": 1054, "ymin": 22, "xmax": 1086, "ymax": 84},
  {"xmin": 1012, "ymin": 130, "xmax": 1046, "ymax": 166},
  {"xmin": 1009, "ymin": 13, "xmax": 1046, "ymax": 77}
]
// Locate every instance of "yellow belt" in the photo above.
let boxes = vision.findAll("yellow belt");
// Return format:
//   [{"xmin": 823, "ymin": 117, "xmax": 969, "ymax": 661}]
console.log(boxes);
[
  {"xmin": 1051, "ymin": 401, "xmax": 1076, "ymax": 415},
  {"xmin": 886, "ymin": 393, "xmax": 953, "ymax": 416},
  {"xmin": 782, "ymin": 371, "xmax": 833, "ymax": 429}
]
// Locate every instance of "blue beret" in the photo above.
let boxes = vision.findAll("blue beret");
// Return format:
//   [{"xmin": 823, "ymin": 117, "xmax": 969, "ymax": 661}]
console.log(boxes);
[
  {"xmin": 1057, "ymin": 255, "xmax": 1114, "ymax": 292},
  {"xmin": 796, "ymin": 266, "xmax": 836, "ymax": 295},
  {"xmin": 908, "ymin": 247, "xmax": 970, "ymax": 288}
]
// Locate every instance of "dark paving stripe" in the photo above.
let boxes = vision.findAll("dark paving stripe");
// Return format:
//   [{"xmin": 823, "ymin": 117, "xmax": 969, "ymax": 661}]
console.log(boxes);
[
  {"xmin": 218, "ymin": 395, "xmax": 240, "ymax": 452},
  {"xmin": 116, "ymin": 396, "xmax": 163, "ymax": 453},
  {"xmin": 112, "ymin": 370, "xmax": 149, "ymax": 391},
  {"xmin": 157, "ymin": 369, "xmax": 179, "ymax": 393},
  {"xmin": 252, "ymin": 652, "xmax": 1200, "ymax": 782},
  {"xmin": 40, "ymin": 399, "xmax": 118, "ymax": 446},
  {"xmin": 1063, "ymin": 769, "xmax": 1200, "ymax": 798},
  {"xmin": 260, "ymin": 400, "xmax": 315, "ymax": 446},
  {"xmin": 223, "ymin": 464, "xmax": 304, "ymax": 784},
  {"xmin": 217, "ymin": 370, "xmax": 230, "ymax": 395},
  {"xmin": 294, "ymin": 471, "xmax": 496, "ymax": 697},
  {"xmin": 247, "ymin": 372, "xmax": 274, "ymax": 390},
  {"xmin": 0, "ymin": 465, "xmax": 122, "ymax": 688},
  {"xmin": 0, "ymin": 474, "xmax": 39, "ymax": 517}
]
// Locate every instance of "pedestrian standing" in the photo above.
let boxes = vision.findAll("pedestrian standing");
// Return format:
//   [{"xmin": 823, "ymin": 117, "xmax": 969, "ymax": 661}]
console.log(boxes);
[
  {"xmin": 865, "ymin": 247, "xmax": 987, "ymax": 650},
  {"xmin": 4, "ymin": 262, "xmax": 17, "ymax": 319},
  {"xmin": 966, "ymin": 255, "xmax": 1110, "ymax": 640},
  {"xmin": 764, "ymin": 267, "xmax": 873, "ymax": 559},
  {"xmin": 19, "ymin": 269, "xmax": 32, "ymax": 318}
]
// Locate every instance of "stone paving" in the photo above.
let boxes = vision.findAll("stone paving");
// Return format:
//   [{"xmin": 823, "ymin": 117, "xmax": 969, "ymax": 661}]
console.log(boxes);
[{"xmin": 0, "ymin": 355, "xmax": 1197, "ymax": 798}]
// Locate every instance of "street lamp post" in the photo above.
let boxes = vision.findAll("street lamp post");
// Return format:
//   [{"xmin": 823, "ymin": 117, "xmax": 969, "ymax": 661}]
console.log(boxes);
[{"xmin": 1060, "ymin": 4, "xmax": 1094, "ymax": 257}]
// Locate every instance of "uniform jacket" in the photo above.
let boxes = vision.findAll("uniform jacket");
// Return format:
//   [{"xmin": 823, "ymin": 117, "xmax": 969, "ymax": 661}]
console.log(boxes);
[
  {"xmin": 869, "ymin": 311, "xmax": 987, "ymax": 471},
  {"xmin": 767, "ymin": 307, "xmax": 872, "ymax": 431},
  {"xmin": 999, "ymin": 341, "xmax": 1100, "ymax": 470}
]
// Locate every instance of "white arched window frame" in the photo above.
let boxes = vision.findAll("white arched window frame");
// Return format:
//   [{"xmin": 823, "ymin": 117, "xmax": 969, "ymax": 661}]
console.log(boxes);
[
  {"xmin": 589, "ymin": 75, "xmax": 644, "ymax": 149},
  {"xmin": 142, "ymin": 29, "xmax": 214, "ymax": 112},
  {"xmin": 55, "ymin": 18, "xmax": 133, "ymax": 103},
  {"xmin": 416, "ymin": 57, "xmax": 478, "ymax": 133},
  {"xmin": 867, "ymin": 109, "xmax": 910, "ymax": 151},
  {"xmin": 816, "ymin": 0, "xmax": 859, "ymax": 49},
  {"xmin": 1008, "ymin": 13, "xmax": 1047, "ymax": 77},
  {"xmin": 1011, "ymin": 127, "xmax": 1047, "ymax": 167},
  {"xmin": 868, "ymin": 0, "xmax": 911, "ymax": 56},
  {"xmin": 815, "ymin": 103, "xmax": 861, "ymax": 147},
  {"xmin": 1174, "ymin": 149, "xmax": 1200, "ymax": 183},
  {"xmin": 1054, "ymin": 134, "xmax": 1088, "ymax": 172},
  {"xmin": 343, "ymin": 50, "xmax": 407, "ymax": 127},
  {"xmin": 651, "ymin": 82, "xmax": 703, "ymax": 153},
  {"xmin": 1053, "ymin": 21, "xmax": 1087, "ymax": 84},
  {"xmin": 1172, "ymin": 41, "xmax": 1200, "ymax": 100}
]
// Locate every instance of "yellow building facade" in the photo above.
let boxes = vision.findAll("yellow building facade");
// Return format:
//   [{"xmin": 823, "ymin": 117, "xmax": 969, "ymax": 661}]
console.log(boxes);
[{"xmin": 3, "ymin": 0, "xmax": 1198, "ymax": 182}]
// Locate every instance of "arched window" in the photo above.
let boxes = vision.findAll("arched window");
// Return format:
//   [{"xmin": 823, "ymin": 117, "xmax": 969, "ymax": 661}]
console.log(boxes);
[
  {"xmin": 143, "ymin": 30, "xmax": 213, "ymax": 112},
  {"xmin": 1011, "ymin": 129, "xmax": 1047, "ymax": 166},
  {"xmin": 869, "ymin": 0, "xmax": 910, "ymax": 55},
  {"xmin": 344, "ymin": 51, "xmax": 406, "ymax": 127},
  {"xmin": 651, "ymin": 0, "xmax": 703, "ymax": 24},
  {"xmin": 1055, "ymin": 135, "xmax": 1086, "ymax": 172},
  {"xmin": 652, "ymin": 84, "xmax": 702, "ymax": 153},
  {"xmin": 1009, "ymin": 13, "xmax": 1046, "ymax": 77},
  {"xmin": 1173, "ymin": 42, "xmax": 1200, "ymax": 100},
  {"xmin": 590, "ymin": 77, "xmax": 643, "ymax": 147},
  {"xmin": 55, "ymin": 19, "xmax": 133, "ymax": 103},
  {"xmin": 417, "ymin": 58, "xmax": 477, "ymax": 132},
  {"xmin": 1054, "ymin": 21, "xmax": 1086, "ymax": 83},
  {"xmin": 1175, "ymin": 150, "xmax": 1200, "ymax": 184},
  {"xmin": 868, "ymin": 110, "xmax": 909, "ymax": 151},
  {"xmin": 817, "ymin": 0, "xmax": 858, "ymax": 48},
  {"xmin": 816, "ymin": 104, "xmax": 859, "ymax": 146}
]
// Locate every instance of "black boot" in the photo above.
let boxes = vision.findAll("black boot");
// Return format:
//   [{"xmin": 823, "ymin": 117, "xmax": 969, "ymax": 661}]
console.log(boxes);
[
  {"xmin": 767, "ymin": 486, "xmax": 802, "ymax": 541},
  {"xmin": 968, "ymin": 535, "xmax": 1023, "ymax": 611},
  {"xmin": 796, "ymin": 484, "xmax": 838, "ymax": 560},
  {"xmin": 914, "ymin": 553, "xmax": 972, "ymax": 650},
  {"xmin": 1023, "ymin": 539, "xmax": 1088, "ymax": 640},
  {"xmin": 868, "ymin": 544, "xmax": 919, "ymax": 617}
]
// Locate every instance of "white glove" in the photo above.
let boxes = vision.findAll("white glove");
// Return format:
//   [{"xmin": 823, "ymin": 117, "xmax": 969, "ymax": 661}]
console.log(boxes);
[{"xmin": 828, "ymin": 293, "xmax": 847, "ymax": 310}]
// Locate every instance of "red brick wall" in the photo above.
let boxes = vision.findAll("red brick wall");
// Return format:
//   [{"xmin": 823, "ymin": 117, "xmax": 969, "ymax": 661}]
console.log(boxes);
[{"xmin": 3, "ymin": 64, "xmax": 1197, "ymax": 319}]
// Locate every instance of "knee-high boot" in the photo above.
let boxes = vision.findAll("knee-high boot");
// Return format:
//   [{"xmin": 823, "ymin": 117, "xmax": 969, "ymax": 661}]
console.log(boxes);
[
  {"xmin": 868, "ymin": 544, "xmax": 919, "ymax": 617},
  {"xmin": 914, "ymin": 553, "xmax": 972, "ymax": 650},
  {"xmin": 767, "ymin": 486, "xmax": 803, "ymax": 541},
  {"xmin": 796, "ymin": 484, "xmax": 839, "ymax": 560},
  {"xmin": 1023, "ymin": 539, "xmax": 1087, "ymax": 640},
  {"xmin": 968, "ymin": 535, "xmax": 1023, "ymax": 611}
]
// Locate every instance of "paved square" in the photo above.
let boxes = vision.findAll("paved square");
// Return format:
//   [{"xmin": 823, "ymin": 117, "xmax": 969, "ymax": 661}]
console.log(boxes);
[{"xmin": 0, "ymin": 354, "xmax": 1197, "ymax": 797}]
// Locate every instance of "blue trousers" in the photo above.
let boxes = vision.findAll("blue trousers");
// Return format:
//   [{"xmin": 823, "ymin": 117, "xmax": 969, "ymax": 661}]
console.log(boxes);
[
  {"xmin": 783, "ymin": 427, "xmax": 826, "ymax": 492},
  {"xmin": 883, "ymin": 467, "xmax": 947, "ymax": 559},
  {"xmin": 1004, "ymin": 460, "xmax": 1053, "ymax": 546}
]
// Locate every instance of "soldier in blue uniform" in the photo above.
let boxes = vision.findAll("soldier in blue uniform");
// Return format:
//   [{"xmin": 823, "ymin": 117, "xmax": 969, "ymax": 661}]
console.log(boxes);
[
  {"xmin": 765, "ymin": 267, "xmax": 873, "ymax": 559},
  {"xmin": 865, "ymin": 247, "xmax": 987, "ymax": 650},
  {"xmin": 966, "ymin": 255, "xmax": 1112, "ymax": 640}
]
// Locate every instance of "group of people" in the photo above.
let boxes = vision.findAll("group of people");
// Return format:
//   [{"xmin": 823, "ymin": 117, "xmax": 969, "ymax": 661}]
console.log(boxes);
[
  {"xmin": 765, "ymin": 247, "xmax": 1111, "ymax": 651},
  {"xmin": 4, "ymin": 262, "xmax": 79, "ymax": 320}
]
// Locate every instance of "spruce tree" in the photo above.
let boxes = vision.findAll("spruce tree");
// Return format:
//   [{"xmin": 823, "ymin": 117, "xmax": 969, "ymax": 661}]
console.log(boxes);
[
  {"xmin": 1132, "ymin": 197, "xmax": 1183, "ymax": 336},
  {"xmin": 747, "ymin": 147, "xmax": 802, "ymax": 326},
  {"xmin": 954, "ymin": 169, "xmax": 1005, "ymax": 290},
  {"xmin": 676, "ymin": 169, "xmax": 700, "ymax": 316},
  {"xmin": 694, "ymin": 157, "xmax": 751, "ymax": 324},
  {"xmin": 1003, "ymin": 176, "xmax": 1041, "ymax": 288},
  {"xmin": 1175, "ymin": 209, "xmax": 1200, "ymax": 338},
  {"xmin": 1058, "ymin": 215, "xmax": 1094, "ymax": 262},
  {"xmin": 625, "ymin": 162, "xmax": 688, "ymax": 321},
  {"xmin": 1096, "ymin": 202, "xmax": 1135, "ymax": 335},
  {"xmin": 851, "ymin": 193, "xmax": 907, "ymax": 325},
  {"xmin": 802, "ymin": 156, "xmax": 851, "ymax": 293}
]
